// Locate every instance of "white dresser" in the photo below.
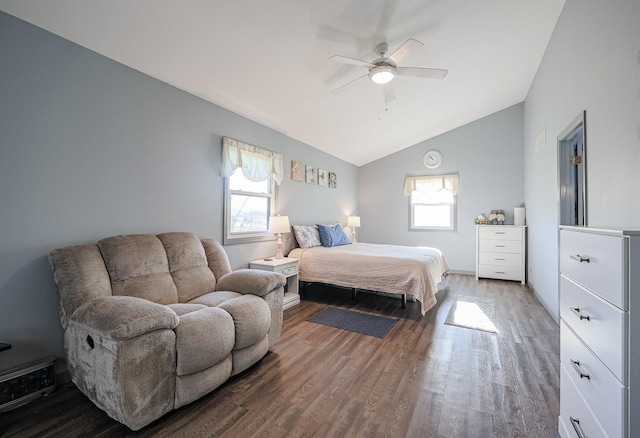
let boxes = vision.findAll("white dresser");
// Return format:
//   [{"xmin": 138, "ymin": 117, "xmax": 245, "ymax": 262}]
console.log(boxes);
[
  {"xmin": 475, "ymin": 225, "xmax": 526, "ymax": 284},
  {"xmin": 558, "ymin": 226, "xmax": 640, "ymax": 438}
]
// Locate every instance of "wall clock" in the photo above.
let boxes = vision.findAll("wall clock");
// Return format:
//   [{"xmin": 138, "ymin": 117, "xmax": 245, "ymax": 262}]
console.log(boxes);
[{"xmin": 423, "ymin": 149, "xmax": 443, "ymax": 169}]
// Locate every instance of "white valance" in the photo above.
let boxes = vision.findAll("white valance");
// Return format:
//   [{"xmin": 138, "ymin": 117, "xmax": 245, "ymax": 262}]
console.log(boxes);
[
  {"xmin": 221, "ymin": 137, "xmax": 284, "ymax": 185},
  {"xmin": 403, "ymin": 174, "xmax": 459, "ymax": 197}
]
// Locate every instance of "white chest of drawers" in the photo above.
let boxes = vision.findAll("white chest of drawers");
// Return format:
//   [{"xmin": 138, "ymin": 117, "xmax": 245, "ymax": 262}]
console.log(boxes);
[
  {"xmin": 475, "ymin": 225, "xmax": 526, "ymax": 284},
  {"xmin": 558, "ymin": 226, "xmax": 640, "ymax": 438}
]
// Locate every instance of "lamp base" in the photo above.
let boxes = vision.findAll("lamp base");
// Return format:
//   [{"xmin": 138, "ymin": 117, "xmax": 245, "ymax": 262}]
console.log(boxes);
[
  {"xmin": 351, "ymin": 229, "xmax": 357, "ymax": 243},
  {"xmin": 275, "ymin": 233, "xmax": 284, "ymax": 259}
]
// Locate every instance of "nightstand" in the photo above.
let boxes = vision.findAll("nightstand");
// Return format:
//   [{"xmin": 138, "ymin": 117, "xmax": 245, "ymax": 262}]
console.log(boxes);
[{"xmin": 249, "ymin": 258, "xmax": 300, "ymax": 310}]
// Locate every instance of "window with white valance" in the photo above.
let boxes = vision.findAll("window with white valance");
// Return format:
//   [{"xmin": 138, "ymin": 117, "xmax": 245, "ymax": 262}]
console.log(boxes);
[
  {"xmin": 403, "ymin": 174, "xmax": 459, "ymax": 197},
  {"xmin": 221, "ymin": 137, "xmax": 284, "ymax": 185},
  {"xmin": 221, "ymin": 137, "xmax": 283, "ymax": 245},
  {"xmin": 404, "ymin": 174, "xmax": 459, "ymax": 231}
]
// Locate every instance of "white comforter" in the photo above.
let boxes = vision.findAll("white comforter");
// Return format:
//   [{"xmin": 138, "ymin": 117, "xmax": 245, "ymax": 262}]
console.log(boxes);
[{"xmin": 288, "ymin": 243, "xmax": 449, "ymax": 314}]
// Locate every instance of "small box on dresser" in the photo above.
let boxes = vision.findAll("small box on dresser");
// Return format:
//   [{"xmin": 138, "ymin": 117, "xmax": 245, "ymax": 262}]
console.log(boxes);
[
  {"xmin": 249, "ymin": 258, "xmax": 300, "ymax": 310},
  {"xmin": 558, "ymin": 226, "xmax": 640, "ymax": 438},
  {"xmin": 476, "ymin": 225, "xmax": 526, "ymax": 284}
]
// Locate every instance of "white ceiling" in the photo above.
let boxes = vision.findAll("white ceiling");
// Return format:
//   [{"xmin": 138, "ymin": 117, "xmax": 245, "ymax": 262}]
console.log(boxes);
[{"xmin": 0, "ymin": 0, "xmax": 565, "ymax": 166}]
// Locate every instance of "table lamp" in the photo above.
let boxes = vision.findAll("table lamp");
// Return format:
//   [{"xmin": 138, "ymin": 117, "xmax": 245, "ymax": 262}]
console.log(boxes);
[
  {"xmin": 269, "ymin": 215, "xmax": 290, "ymax": 259},
  {"xmin": 347, "ymin": 215, "xmax": 361, "ymax": 243}
]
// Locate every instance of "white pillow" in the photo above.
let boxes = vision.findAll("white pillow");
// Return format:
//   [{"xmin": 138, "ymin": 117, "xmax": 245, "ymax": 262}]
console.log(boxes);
[{"xmin": 292, "ymin": 225, "xmax": 322, "ymax": 249}]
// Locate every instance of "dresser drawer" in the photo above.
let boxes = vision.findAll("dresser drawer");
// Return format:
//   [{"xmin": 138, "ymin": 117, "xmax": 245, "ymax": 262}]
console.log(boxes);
[
  {"xmin": 560, "ymin": 275, "xmax": 627, "ymax": 383},
  {"xmin": 559, "ymin": 364, "xmax": 609, "ymax": 438},
  {"xmin": 561, "ymin": 321, "xmax": 625, "ymax": 438},
  {"xmin": 478, "ymin": 252, "xmax": 521, "ymax": 267},
  {"xmin": 478, "ymin": 264, "xmax": 521, "ymax": 281},
  {"xmin": 560, "ymin": 229, "xmax": 626, "ymax": 309},
  {"xmin": 278, "ymin": 265, "xmax": 298, "ymax": 276},
  {"xmin": 478, "ymin": 226, "xmax": 522, "ymax": 241},
  {"xmin": 478, "ymin": 239, "xmax": 522, "ymax": 253}
]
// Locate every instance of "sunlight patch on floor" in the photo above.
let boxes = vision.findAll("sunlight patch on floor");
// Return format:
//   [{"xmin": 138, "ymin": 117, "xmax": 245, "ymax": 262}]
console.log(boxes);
[{"xmin": 453, "ymin": 301, "xmax": 499, "ymax": 333}]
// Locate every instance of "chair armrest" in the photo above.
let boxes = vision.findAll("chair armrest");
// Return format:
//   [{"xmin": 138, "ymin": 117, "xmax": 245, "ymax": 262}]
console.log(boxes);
[
  {"xmin": 69, "ymin": 296, "xmax": 179, "ymax": 341},
  {"xmin": 215, "ymin": 269, "xmax": 286, "ymax": 297}
]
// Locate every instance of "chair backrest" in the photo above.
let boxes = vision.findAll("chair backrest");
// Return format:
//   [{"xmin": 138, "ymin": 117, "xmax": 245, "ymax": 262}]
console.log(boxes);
[{"xmin": 50, "ymin": 232, "xmax": 230, "ymax": 329}]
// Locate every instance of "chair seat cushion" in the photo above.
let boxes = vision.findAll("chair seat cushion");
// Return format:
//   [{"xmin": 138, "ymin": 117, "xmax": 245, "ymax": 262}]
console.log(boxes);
[
  {"xmin": 166, "ymin": 303, "xmax": 207, "ymax": 317},
  {"xmin": 175, "ymin": 307, "xmax": 235, "ymax": 376},
  {"xmin": 188, "ymin": 291, "xmax": 242, "ymax": 307},
  {"xmin": 217, "ymin": 295, "xmax": 271, "ymax": 350}
]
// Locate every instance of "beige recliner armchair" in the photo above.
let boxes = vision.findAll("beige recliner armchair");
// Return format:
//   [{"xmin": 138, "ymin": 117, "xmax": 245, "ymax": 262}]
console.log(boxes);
[{"xmin": 49, "ymin": 232, "xmax": 285, "ymax": 430}]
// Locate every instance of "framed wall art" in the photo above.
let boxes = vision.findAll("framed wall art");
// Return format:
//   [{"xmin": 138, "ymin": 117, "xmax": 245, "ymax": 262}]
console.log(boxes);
[
  {"xmin": 317, "ymin": 169, "xmax": 328, "ymax": 187},
  {"xmin": 305, "ymin": 165, "xmax": 317, "ymax": 184},
  {"xmin": 328, "ymin": 172, "xmax": 337, "ymax": 188},
  {"xmin": 291, "ymin": 160, "xmax": 304, "ymax": 181}
]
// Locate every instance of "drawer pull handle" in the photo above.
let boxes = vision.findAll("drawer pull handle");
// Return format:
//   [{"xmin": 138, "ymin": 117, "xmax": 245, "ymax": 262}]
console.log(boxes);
[
  {"xmin": 570, "ymin": 307, "xmax": 591, "ymax": 321},
  {"xmin": 495, "ymin": 245, "xmax": 506, "ymax": 248},
  {"xmin": 570, "ymin": 417, "xmax": 587, "ymax": 438},
  {"xmin": 570, "ymin": 359, "xmax": 590, "ymax": 380},
  {"xmin": 495, "ymin": 258, "xmax": 506, "ymax": 261},
  {"xmin": 569, "ymin": 254, "xmax": 590, "ymax": 263},
  {"xmin": 495, "ymin": 271, "xmax": 506, "ymax": 274},
  {"xmin": 495, "ymin": 232, "xmax": 506, "ymax": 234}
]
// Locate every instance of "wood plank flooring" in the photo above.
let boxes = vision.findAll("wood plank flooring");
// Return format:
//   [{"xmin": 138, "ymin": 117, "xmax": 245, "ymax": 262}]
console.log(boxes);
[{"xmin": 0, "ymin": 274, "xmax": 560, "ymax": 437}]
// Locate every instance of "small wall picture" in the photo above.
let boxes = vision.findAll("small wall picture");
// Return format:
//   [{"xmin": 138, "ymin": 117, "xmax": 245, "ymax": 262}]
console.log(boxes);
[
  {"xmin": 291, "ymin": 160, "xmax": 304, "ymax": 182},
  {"xmin": 305, "ymin": 165, "xmax": 317, "ymax": 184},
  {"xmin": 328, "ymin": 172, "xmax": 337, "ymax": 188},
  {"xmin": 317, "ymin": 169, "xmax": 328, "ymax": 187}
]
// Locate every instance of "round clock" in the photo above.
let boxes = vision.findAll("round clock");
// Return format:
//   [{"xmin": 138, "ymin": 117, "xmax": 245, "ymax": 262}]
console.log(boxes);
[{"xmin": 423, "ymin": 149, "xmax": 443, "ymax": 169}]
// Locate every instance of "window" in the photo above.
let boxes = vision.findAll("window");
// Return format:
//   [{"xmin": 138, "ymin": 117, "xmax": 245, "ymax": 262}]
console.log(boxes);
[
  {"xmin": 404, "ymin": 174, "xmax": 459, "ymax": 231},
  {"xmin": 221, "ymin": 137, "xmax": 283, "ymax": 244},
  {"xmin": 224, "ymin": 169, "xmax": 275, "ymax": 244}
]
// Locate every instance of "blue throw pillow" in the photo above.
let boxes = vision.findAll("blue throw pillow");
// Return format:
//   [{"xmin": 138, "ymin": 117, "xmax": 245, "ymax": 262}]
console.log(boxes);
[{"xmin": 316, "ymin": 224, "xmax": 351, "ymax": 247}]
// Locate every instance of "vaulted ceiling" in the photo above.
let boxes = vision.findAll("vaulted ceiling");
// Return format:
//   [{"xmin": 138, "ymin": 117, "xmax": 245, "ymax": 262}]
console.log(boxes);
[{"xmin": 0, "ymin": 0, "xmax": 565, "ymax": 166}]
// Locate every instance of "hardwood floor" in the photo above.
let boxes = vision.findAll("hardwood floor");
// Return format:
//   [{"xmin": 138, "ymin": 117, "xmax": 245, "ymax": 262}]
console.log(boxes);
[{"xmin": 0, "ymin": 274, "xmax": 560, "ymax": 437}]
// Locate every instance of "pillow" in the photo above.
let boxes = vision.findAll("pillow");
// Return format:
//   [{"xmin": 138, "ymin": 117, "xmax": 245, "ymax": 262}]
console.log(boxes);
[
  {"xmin": 316, "ymin": 224, "xmax": 351, "ymax": 247},
  {"xmin": 292, "ymin": 225, "xmax": 321, "ymax": 249}
]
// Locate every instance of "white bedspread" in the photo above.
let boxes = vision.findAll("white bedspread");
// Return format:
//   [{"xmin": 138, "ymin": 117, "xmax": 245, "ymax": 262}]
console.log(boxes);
[{"xmin": 288, "ymin": 243, "xmax": 449, "ymax": 314}]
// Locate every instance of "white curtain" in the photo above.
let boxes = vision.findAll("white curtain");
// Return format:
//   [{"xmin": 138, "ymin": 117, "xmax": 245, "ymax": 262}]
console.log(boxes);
[
  {"xmin": 403, "ymin": 174, "xmax": 459, "ymax": 197},
  {"xmin": 221, "ymin": 137, "xmax": 284, "ymax": 185}
]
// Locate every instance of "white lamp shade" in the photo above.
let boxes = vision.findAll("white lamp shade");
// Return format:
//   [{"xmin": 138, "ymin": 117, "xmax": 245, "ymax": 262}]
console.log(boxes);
[
  {"xmin": 269, "ymin": 216, "xmax": 290, "ymax": 234},
  {"xmin": 347, "ymin": 216, "xmax": 361, "ymax": 227}
]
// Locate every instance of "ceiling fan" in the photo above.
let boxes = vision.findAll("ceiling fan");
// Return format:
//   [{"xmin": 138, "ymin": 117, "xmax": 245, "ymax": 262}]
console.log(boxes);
[{"xmin": 329, "ymin": 38, "xmax": 448, "ymax": 102}]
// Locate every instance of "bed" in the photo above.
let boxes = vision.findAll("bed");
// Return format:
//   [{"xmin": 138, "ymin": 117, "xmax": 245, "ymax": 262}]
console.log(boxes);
[{"xmin": 288, "ymin": 239, "xmax": 449, "ymax": 315}]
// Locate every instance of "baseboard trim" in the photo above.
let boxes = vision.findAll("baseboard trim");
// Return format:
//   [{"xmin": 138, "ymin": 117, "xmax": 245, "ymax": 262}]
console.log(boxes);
[
  {"xmin": 528, "ymin": 282, "xmax": 559, "ymax": 325},
  {"xmin": 448, "ymin": 269, "xmax": 475, "ymax": 276}
]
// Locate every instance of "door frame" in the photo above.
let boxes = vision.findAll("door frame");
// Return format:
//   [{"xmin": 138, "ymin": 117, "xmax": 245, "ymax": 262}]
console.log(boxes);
[{"xmin": 557, "ymin": 111, "xmax": 587, "ymax": 226}]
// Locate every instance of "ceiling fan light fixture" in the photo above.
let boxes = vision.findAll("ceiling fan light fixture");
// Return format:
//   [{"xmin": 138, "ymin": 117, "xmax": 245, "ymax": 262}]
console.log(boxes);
[{"xmin": 369, "ymin": 66, "xmax": 396, "ymax": 85}]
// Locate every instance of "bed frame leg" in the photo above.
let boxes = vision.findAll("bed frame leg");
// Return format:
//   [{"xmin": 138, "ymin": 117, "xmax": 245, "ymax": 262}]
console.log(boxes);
[
  {"xmin": 352, "ymin": 288, "xmax": 357, "ymax": 301},
  {"xmin": 402, "ymin": 294, "xmax": 406, "ymax": 309}
]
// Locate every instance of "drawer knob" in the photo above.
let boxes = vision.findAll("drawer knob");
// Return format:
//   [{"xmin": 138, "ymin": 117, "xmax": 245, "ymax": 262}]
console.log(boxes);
[
  {"xmin": 570, "ymin": 307, "xmax": 591, "ymax": 321},
  {"xmin": 569, "ymin": 417, "xmax": 587, "ymax": 438},
  {"xmin": 570, "ymin": 359, "xmax": 591, "ymax": 380},
  {"xmin": 569, "ymin": 254, "xmax": 590, "ymax": 263}
]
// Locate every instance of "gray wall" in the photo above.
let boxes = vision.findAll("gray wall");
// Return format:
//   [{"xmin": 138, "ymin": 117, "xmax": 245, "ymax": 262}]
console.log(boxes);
[
  {"xmin": 358, "ymin": 104, "xmax": 524, "ymax": 273},
  {"xmin": 0, "ymin": 12, "xmax": 357, "ymax": 371},
  {"xmin": 523, "ymin": 0, "xmax": 640, "ymax": 319}
]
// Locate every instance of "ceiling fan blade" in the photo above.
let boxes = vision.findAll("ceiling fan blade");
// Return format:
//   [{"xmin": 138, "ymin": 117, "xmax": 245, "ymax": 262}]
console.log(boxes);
[
  {"xmin": 330, "ymin": 74, "xmax": 368, "ymax": 95},
  {"xmin": 396, "ymin": 66, "xmax": 448, "ymax": 79},
  {"xmin": 387, "ymin": 38, "xmax": 423, "ymax": 64},
  {"xmin": 328, "ymin": 55, "xmax": 375, "ymax": 69}
]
